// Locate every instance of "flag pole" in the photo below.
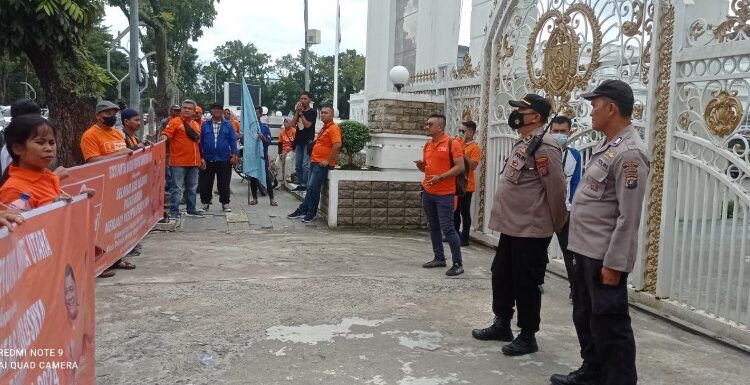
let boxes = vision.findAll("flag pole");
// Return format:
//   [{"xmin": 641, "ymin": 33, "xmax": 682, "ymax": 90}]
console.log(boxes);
[{"xmin": 333, "ymin": 0, "xmax": 340, "ymax": 117}]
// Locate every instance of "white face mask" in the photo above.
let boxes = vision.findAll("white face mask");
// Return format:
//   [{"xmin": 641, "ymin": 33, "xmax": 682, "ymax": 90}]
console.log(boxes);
[{"xmin": 552, "ymin": 133, "xmax": 569, "ymax": 146}]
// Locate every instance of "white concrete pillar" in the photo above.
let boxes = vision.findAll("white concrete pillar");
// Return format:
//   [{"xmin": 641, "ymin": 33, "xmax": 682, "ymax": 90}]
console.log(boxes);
[
  {"xmin": 469, "ymin": 0, "xmax": 494, "ymax": 67},
  {"xmin": 364, "ymin": 0, "xmax": 397, "ymax": 96},
  {"xmin": 415, "ymin": 0, "xmax": 462, "ymax": 72}
]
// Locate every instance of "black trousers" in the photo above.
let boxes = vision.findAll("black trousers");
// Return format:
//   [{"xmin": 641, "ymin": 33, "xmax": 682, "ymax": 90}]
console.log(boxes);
[
  {"xmin": 571, "ymin": 252, "xmax": 637, "ymax": 385},
  {"xmin": 250, "ymin": 174, "xmax": 274, "ymax": 200},
  {"xmin": 453, "ymin": 191, "xmax": 473, "ymax": 242},
  {"xmin": 491, "ymin": 234, "xmax": 551, "ymax": 333},
  {"xmin": 199, "ymin": 161, "xmax": 232, "ymax": 205},
  {"xmin": 556, "ymin": 214, "xmax": 575, "ymax": 290}
]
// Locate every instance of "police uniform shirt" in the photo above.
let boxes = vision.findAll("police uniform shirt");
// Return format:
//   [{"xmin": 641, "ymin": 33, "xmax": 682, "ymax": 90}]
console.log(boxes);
[
  {"xmin": 489, "ymin": 128, "xmax": 568, "ymax": 238},
  {"xmin": 567, "ymin": 125, "xmax": 650, "ymax": 272}
]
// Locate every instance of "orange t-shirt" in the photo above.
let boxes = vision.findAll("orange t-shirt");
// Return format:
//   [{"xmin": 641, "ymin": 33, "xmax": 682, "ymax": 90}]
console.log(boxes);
[
  {"xmin": 163, "ymin": 117, "xmax": 202, "ymax": 167},
  {"xmin": 462, "ymin": 141, "xmax": 481, "ymax": 192},
  {"xmin": 231, "ymin": 119, "xmax": 241, "ymax": 135},
  {"xmin": 422, "ymin": 133, "xmax": 463, "ymax": 195},
  {"xmin": 280, "ymin": 128, "xmax": 296, "ymax": 154},
  {"xmin": 311, "ymin": 122, "xmax": 342, "ymax": 166},
  {"xmin": 80, "ymin": 124, "xmax": 127, "ymax": 161},
  {"xmin": 0, "ymin": 165, "xmax": 61, "ymax": 209}
]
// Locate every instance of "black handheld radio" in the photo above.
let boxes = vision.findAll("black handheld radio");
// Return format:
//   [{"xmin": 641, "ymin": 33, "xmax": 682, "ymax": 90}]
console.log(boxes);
[{"xmin": 525, "ymin": 114, "xmax": 558, "ymax": 156}]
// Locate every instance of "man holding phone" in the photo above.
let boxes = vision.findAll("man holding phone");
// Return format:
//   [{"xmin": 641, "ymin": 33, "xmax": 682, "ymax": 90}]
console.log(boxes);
[
  {"xmin": 290, "ymin": 91, "xmax": 317, "ymax": 191},
  {"xmin": 416, "ymin": 114, "xmax": 466, "ymax": 277}
]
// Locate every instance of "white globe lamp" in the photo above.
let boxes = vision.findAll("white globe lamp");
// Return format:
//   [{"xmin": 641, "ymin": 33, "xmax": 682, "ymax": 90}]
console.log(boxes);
[{"xmin": 389, "ymin": 66, "xmax": 410, "ymax": 92}]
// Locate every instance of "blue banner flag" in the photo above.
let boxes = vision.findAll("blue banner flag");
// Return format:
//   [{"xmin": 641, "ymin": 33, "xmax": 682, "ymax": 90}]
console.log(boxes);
[{"xmin": 241, "ymin": 79, "xmax": 267, "ymax": 188}]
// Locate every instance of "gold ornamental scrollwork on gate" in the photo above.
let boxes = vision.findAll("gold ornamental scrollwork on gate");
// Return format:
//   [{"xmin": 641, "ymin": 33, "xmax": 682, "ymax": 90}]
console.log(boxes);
[
  {"xmin": 689, "ymin": 0, "xmax": 750, "ymax": 44},
  {"xmin": 462, "ymin": 105, "xmax": 475, "ymax": 121},
  {"xmin": 525, "ymin": 3, "xmax": 602, "ymax": 110},
  {"xmin": 704, "ymin": 90, "xmax": 744, "ymax": 137},
  {"xmin": 622, "ymin": 0, "xmax": 645, "ymax": 37}
]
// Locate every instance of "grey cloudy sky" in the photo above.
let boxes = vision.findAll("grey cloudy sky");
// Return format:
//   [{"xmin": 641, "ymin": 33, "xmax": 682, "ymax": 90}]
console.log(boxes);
[{"xmin": 103, "ymin": 0, "xmax": 472, "ymax": 63}]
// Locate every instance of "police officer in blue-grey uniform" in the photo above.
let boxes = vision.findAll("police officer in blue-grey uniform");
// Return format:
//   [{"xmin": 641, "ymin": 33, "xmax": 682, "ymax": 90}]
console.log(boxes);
[{"xmin": 550, "ymin": 80, "xmax": 649, "ymax": 385}]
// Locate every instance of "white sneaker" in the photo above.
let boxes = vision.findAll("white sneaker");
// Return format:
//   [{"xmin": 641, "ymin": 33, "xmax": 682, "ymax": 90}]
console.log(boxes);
[{"xmin": 222, "ymin": 204, "xmax": 232, "ymax": 212}]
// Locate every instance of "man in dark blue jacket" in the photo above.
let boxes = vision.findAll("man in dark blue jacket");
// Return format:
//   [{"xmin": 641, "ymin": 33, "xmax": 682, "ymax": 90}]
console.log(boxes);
[{"xmin": 199, "ymin": 102, "xmax": 238, "ymax": 212}]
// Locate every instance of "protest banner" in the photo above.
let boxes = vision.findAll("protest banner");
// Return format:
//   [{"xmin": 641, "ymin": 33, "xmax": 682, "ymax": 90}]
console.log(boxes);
[
  {"xmin": 0, "ymin": 197, "xmax": 95, "ymax": 385},
  {"xmin": 62, "ymin": 142, "xmax": 166, "ymax": 275}
]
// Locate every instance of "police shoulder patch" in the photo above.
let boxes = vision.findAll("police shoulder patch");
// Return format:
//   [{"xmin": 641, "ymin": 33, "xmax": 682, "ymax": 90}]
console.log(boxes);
[
  {"xmin": 622, "ymin": 161, "xmax": 639, "ymax": 189},
  {"xmin": 536, "ymin": 156, "xmax": 549, "ymax": 176}
]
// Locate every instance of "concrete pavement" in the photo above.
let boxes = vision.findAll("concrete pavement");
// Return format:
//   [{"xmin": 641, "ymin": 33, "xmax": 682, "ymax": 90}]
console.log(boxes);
[{"xmin": 95, "ymin": 176, "xmax": 750, "ymax": 384}]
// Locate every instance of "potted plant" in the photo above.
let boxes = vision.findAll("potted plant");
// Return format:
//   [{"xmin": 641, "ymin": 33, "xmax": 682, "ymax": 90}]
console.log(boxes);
[{"xmin": 338, "ymin": 120, "xmax": 371, "ymax": 170}]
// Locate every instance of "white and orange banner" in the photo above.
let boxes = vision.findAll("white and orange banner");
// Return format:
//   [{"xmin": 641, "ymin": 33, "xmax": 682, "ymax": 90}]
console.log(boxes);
[
  {"xmin": 0, "ymin": 197, "xmax": 95, "ymax": 385},
  {"xmin": 62, "ymin": 142, "xmax": 166, "ymax": 275}
]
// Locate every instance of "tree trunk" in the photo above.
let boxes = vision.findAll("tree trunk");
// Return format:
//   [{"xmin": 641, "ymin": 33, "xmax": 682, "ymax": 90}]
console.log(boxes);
[
  {"xmin": 25, "ymin": 49, "xmax": 94, "ymax": 167},
  {"xmin": 152, "ymin": 25, "xmax": 174, "ymax": 120}
]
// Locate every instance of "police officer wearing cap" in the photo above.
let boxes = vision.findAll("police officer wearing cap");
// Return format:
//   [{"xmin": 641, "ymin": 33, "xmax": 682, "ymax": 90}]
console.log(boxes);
[
  {"xmin": 472, "ymin": 94, "xmax": 568, "ymax": 356},
  {"xmin": 550, "ymin": 80, "xmax": 649, "ymax": 385}
]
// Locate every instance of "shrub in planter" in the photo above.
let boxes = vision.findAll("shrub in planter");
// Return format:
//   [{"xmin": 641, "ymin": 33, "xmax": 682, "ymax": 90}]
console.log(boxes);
[{"xmin": 339, "ymin": 120, "xmax": 371, "ymax": 169}]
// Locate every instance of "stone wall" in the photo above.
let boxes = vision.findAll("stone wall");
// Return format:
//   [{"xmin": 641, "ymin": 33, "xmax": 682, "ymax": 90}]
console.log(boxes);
[
  {"xmin": 368, "ymin": 99, "xmax": 443, "ymax": 136},
  {"xmin": 323, "ymin": 180, "xmax": 426, "ymax": 228}
]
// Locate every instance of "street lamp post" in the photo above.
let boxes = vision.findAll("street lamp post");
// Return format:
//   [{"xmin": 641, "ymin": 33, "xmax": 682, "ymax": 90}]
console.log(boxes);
[
  {"xmin": 129, "ymin": 0, "xmax": 140, "ymax": 111},
  {"xmin": 304, "ymin": 0, "xmax": 310, "ymax": 91}
]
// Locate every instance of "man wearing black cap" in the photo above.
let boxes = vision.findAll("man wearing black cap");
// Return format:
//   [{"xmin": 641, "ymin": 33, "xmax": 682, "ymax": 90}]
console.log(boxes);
[
  {"xmin": 198, "ymin": 102, "xmax": 238, "ymax": 212},
  {"xmin": 472, "ymin": 94, "xmax": 567, "ymax": 356},
  {"xmin": 550, "ymin": 80, "xmax": 649, "ymax": 385}
]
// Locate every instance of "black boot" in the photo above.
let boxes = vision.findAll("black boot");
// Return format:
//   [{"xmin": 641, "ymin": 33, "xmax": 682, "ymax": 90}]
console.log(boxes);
[
  {"xmin": 471, "ymin": 318, "xmax": 513, "ymax": 341},
  {"xmin": 501, "ymin": 331, "xmax": 538, "ymax": 356},
  {"xmin": 550, "ymin": 363, "xmax": 602, "ymax": 385}
]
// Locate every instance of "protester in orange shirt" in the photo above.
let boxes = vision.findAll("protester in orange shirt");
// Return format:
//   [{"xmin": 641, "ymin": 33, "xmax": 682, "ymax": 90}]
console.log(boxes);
[
  {"xmin": 160, "ymin": 99, "xmax": 205, "ymax": 219},
  {"xmin": 224, "ymin": 108, "xmax": 241, "ymax": 138},
  {"xmin": 80, "ymin": 101, "xmax": 133, "ymax": 163},
  {"xmin": 194, "ymin": 105, "xmax": 205, "ymax": 126},
  {"xmin": 454, "ymin": 121, "xmax": 481, "ymax": 247},
  {"xmin": 81, "ymin": 101, "xmax": 132, "ymax": 276},
  {"xmin": 0, "ymin": 115, "xmax": 73, "ymax": 209},
  {"xmin": 0, "ymin": 115, "xmax": 94, "ymax": 236},
  {"xmin": 414, "ymin": 114, "xmax": 466, "ymax": 276},
  {"xmin": 278, "ymin": 118, "xmax": 296, "ymax": 155},
  {"xmin": 286, "ymin": 106, "xmax": 340, "ymax": 223}
]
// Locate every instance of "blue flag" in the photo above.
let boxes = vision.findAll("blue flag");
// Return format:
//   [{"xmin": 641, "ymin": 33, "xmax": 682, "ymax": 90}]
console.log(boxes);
[{"xmin": 241, "ymin": 79, "xmax": 267, "ymax": 188}]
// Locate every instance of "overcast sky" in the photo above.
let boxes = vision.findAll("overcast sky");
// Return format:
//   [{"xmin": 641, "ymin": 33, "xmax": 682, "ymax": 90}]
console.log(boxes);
[{"xmin": 103, "ymin": 0, "xmax": 473, "ymax": 64}]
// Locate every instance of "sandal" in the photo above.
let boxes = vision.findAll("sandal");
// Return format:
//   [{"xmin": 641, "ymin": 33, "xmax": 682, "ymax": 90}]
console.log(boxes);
[
  {"xmin": 98, "ymin": 269, "xmax": 116, "ymax": 278},
  {"xmin": 113, "ymin": 260, "xmax": 136, "ymax": 270},
  {"xmin": 249, "ymin": 199, "xmax": 258, "ymax": 205},
  {"xmin": 270, "ymin": 200, "xmax": 278, "ymax": 206}
]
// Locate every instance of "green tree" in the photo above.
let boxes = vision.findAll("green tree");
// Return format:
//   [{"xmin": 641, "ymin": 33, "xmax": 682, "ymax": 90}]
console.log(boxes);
[
  {"xmin": 336, "ymin": 49, "xmax": 366, "ymax": 119},
  {"xmin": 110, "ymin": 0, "xmax": 218, "ymax": 117},
  {"xmin": 211, "ymin": 40, "xmax": 271, "ymax": 83},
  {"xmin": 0, "ymin": 55, "xmax": 42, "ymax": 105},
  {"xmin": 0, "ymin": 0, "xmax": 112, "ymax": 165},
  {"xmin": 266, "ymin": 49, "xmax": 365, "ymax": 119}
]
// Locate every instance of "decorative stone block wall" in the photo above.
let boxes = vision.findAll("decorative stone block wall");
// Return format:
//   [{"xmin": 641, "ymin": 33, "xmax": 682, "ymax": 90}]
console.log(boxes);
[
  {"xmin": 336, "ymin": 180, "xmax": 426, "ymax": 228},
  {"xmin": 320, "ymin": 175, "xmax": 427, "ymax": 229},
  {"xmin": 368, "ymin": 99, "xmax": 443, "ymax": 136}
]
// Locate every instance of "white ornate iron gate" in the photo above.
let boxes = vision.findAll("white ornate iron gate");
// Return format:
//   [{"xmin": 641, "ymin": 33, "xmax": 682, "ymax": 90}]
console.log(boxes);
[
  {"xmin": 656, "ymin": 0, "xmax": 750, "ymax": 329},
  {"xmin": 478, "ymin": 0, "xmax": 657, "ymax": 271},
  {"xmin": 475, "ymin": 0, "xmax": 750, "ymax": 338},
  {"xmin": 399, "ymin": 0, "xmax": 750, "ymax": 341}
]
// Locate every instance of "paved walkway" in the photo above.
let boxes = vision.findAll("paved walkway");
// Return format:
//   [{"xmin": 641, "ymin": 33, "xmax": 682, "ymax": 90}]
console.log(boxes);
[{"xmin": 96, "ymin": 175, "xmax": 750, "ymax": 385}]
